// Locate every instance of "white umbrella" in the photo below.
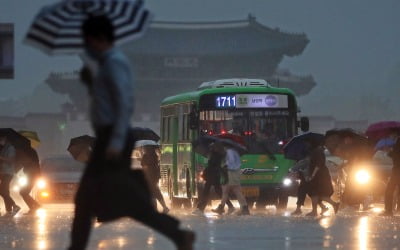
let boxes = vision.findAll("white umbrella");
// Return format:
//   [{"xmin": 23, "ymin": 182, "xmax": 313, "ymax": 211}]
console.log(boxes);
[
  {"xmin": 25, "ymin": 0, "xmax": 152, "ymax": 55},
  {"xmin": 134, "ymin": 140, "xmax": 159, "ymax": 148}
]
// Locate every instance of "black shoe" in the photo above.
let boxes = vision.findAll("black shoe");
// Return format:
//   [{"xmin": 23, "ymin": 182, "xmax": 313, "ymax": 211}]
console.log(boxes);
[
  {"xmin": 211, "ymin": 205, "xmax": 224, "ymax": 215},
  {"xmin": 24, "ymin": 205, "xmax": 41, "ymax": 215},
  {"xmin": 191, "ymin": 208, "xmax": 204, "ymax": 215},
  {"xmin": 11, "ymin": 205, "xmax": 21, "ymax": 215},
  {"xmin": 333, "ymin": 202, "xmax": 340, "ymax": 214},
  {"xmin": 162, "ymin": 207, "xmax": 170, "ymax": 214},
  {"xmin": 305, "ymin": 211, "xmax": 318, "ymax": 217},
  {"xmin": 24, "ymin": 210, "xmax": 37, "ymax": 215},
  {"xmin": 320, "ymin": 206, "xmax": 329, "ymax": 215},
  {"xmin": 237, "ymin": 205, "xmax": 250, "ymax": 216},
  {"xmin": 177, "ymin": 230, "xmax": 196, "ymax": 250},
  {"xmin": 291, "ymin": 208, "xmax": 302, "ymax": 216}
]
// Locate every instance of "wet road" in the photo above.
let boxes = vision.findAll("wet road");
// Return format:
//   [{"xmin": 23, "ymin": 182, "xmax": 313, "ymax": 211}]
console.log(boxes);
[{"xmin": 1, "ymin": 202, "xmax": 400, "ymax": 250}]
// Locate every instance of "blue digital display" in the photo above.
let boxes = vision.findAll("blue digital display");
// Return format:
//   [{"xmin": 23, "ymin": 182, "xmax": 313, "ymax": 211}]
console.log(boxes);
[{"xmin": 216, "ymin": 95, "xmax": 236, "ymax": 108}]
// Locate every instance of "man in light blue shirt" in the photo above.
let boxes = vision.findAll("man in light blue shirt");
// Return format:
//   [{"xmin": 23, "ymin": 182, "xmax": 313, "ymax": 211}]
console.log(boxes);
[
  {"xmin": 69, "ymin": 15, "xmax": 195, "ymax": 250},
  {"xmin": 212, "ymin": 146, "xmax": 250, "ymax": 216},
  {"xmin": 87, "ymin": 46, "xmax": 134, "ymax": 156}
]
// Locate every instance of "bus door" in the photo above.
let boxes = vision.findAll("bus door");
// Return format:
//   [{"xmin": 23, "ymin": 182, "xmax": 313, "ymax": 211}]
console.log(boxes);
[{"xmin": 176, "ymin": 104, "xmax": 192, "ymax": 199}]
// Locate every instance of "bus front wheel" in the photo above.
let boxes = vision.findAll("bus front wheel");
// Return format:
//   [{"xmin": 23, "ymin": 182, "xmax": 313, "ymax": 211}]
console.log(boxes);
[
  {"xmin": 277, "ymin": 192, "xmax": 289, "ymax": 210},
  {"xmin": 168, "ymin": 175, "xmax": 181, "ymax": 209}
]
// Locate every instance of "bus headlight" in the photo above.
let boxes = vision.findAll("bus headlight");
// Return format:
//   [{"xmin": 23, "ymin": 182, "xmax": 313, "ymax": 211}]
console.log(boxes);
[
  {"xmin": 283, "ymin": 178, "xmax": 292, "ymax": 187},
  {"xmin": 199, "ymin": 171, "xmax": 205, "ymax": 182},
  {"xmin": 355, "ymin": 169, "xmax": 370, "ymax": 184}
]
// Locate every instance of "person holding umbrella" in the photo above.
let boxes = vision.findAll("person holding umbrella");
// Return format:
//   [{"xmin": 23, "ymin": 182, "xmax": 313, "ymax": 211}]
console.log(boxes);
[
  {"xmin": 193, "ymin": 142, "xmax": 235, "ymax": 215},
  {"xmin": 327, "ymin": 130, "xmax": 373, "ymax": 211},
  {"xmin": 283, "ymin": 132, "xmax": 329, "ymax": 215},
  {"xmin": 64, "ymin": 14, "xmax": 195, "ymax": 250},
  {"xmin": 0, "ymin": 135, "xmax": 21, "ymax": 215},
  {"xmin": 212, "ymin": 145, "xmax": 250, "ymax": 216},
  {"xmin": 16, "ymin": 146, "xmax": 41, "ymax": 214},
  {"xmin": 305, "ymin": 144, "xmax": 340, "ymax": 216},
  {"xmin": 289, "ymin": 156, "xmax": 329, "ymax": 216},
  {"xmin": 141, "ymin": 145, "xmax": 169, "ymax": 214},
  {"xmin": 373, "ymin": 137, "xmax": 395, "ymax": 181},
  {"xmin": 381, "ymin": 131, "xmax": 400, "ymax": 216}
]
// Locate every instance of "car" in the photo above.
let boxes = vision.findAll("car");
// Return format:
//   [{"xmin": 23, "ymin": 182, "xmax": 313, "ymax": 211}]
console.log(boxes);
[{"xmin": 32, "ymin": 155, "xmax": 84, "ymax": 203}]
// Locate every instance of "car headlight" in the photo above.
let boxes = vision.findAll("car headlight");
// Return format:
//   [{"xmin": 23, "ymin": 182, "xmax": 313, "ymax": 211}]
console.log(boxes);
[
  {"xmin": 283, "ymin": 177, "xmax": 292, "ymax": 186},
  {"xmin": 18, "ymin": 176, "xmax": 28, "ymax": 187},
  {"xmin": 37, "ymin": 178, "xmax": 47, "ymax": 189},
  {"xmin": 355, "ymin": 169, "xmax": 370, "ymax": 184}
]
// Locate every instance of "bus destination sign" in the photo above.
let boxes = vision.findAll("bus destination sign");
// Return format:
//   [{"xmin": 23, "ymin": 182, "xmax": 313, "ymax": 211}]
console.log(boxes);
[
  {"xmin": 236, "ymin": 94, "xmax": 288, "ymax": 108},
  {"xmin": 215, "ymin": 94, "xmax": 288, "ymax": 108}
]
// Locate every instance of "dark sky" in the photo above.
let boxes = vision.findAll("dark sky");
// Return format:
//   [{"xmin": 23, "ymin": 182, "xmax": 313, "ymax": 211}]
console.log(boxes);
[{"xmin": 1, "ymin": 0, "xmax": 399, "ymax": 121}]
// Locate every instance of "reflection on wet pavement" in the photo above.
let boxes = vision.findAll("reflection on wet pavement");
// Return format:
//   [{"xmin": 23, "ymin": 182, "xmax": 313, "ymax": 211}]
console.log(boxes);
[{"xmin": 0, "ymin": 204, "xmax": 400, "ymax": 249}]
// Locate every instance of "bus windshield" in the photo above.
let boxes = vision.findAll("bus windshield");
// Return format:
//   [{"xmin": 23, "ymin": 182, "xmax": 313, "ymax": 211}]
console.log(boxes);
[{"xmin": 199, "ymin": 110, "xmax": 295, "ymax": 154}]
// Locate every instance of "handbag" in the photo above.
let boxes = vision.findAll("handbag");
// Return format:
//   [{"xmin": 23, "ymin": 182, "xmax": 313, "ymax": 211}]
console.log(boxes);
[{"xmin": 94, "ymin": 168, "xmax": 154, "ymax": 222}]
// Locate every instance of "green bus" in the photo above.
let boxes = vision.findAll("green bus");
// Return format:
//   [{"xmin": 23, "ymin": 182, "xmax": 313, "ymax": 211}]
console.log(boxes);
[{"xmin": 159, "ymin": 79, "xmax": 309, "ymax": 209}]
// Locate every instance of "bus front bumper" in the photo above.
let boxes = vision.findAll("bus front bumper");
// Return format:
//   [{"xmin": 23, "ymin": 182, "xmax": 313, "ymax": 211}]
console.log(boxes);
[{"xmin": 241, "ymin": 180, "xmax": 299, "ymax": 198}]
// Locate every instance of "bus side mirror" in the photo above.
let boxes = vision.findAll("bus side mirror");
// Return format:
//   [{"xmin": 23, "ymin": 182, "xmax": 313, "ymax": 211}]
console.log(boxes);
[
  {"xmin": 189, "ymin": 110, "xmax": 199, "ymax": 130},
  {"xmin": 300, "ymin": 117, "xmax": 309, "ymax": 132}
]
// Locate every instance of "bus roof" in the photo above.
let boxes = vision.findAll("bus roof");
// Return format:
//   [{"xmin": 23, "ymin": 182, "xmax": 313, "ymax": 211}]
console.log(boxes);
[{"xmin": 161, "ymin": 86, "xmax": 296, "ymax": 106}]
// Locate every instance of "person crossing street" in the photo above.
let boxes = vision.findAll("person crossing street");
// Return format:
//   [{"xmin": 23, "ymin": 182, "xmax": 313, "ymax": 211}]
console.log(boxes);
[
  {"xmin": 212, "ymin": 145, "xmax": 250, "ymax": 216},
  {"xmin": 0, "ymin": 135, "xmax": 21, "ymax": 215},
  {"xmin": 68, "ymin": 15, "xmax": 195, "ymax": 250}
]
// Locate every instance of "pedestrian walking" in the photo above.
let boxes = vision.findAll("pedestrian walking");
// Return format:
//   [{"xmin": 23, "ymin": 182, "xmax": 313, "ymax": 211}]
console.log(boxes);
[
  {"xmin": 290, "ymin": 157, "xmax": 328, "ymax": 215},
  {"xmin": 381, "ymin": 135, "xmax": 400, "ymax": 216},
  {"xmin": 326, "ymin": 129, "xmax": 373, "ymax": 211},
  {"xmin": 193, "ymin": 142, "xmax": 234, "ymax": 215},
  {"xmin": 339, "ymin": 144, "xmax": 372, "ymax": 210},
  {"xmin": 0, "ymin": 135, "xmax": 21, "ymax": 215},
  {"xmin": 305, "ymin": 146, "xmax": 339, "ymax": 216},
  {"xmin": 68, "ymin": 15, "xmax": 194, "ymax": 250},
  {"xmin": 141, "ymin": 145, "xmax": 170, "ymax": 214},
  {"xmin": 16, "ymin": 146, "xmax": 41, "ymax": 214},
  {"xmin": 212, "ymin": 146, "xmax": 250, "ymax": 215}
]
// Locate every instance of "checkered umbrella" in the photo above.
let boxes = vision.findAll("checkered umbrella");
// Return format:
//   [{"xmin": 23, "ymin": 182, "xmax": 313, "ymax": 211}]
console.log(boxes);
[{"xmin": 25, "ymin": 0, "xmax": 152, "ymax": 55}]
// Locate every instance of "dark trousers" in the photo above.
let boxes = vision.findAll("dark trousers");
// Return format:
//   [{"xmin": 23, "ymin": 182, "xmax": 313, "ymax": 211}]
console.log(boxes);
[
  {"xmin": 384, "ymin": 168, "xmax": 400, "ymax": 213},
  {"xmin": 69, "ymin": 127, "xmax": 185, "ymax": 250},
  {"xmin": 19, "ymin": 174, "xmax": 40, "ymax": 210},
  {"xmin": 0, "ymin": 174, "xmax": 17, "ymax": 212},
  {"xmin": 149, "ymin": 178, "xmax": 167, "ymax": 207},
  {"xmin": 296, "ymin": 180, "xmax": 308, "ymax": 206},
  {"xmin": 197, "ymin": 180, "xmax": 233, "ymax": 211}
]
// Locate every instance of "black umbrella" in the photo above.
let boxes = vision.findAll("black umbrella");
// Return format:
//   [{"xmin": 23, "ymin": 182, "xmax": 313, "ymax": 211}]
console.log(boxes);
[
  {"xmin": 325, "ymin": 128, "xmax": 372, "ymax": 160},
  {"xmin": 67, "ymin": 135, "xmax": 95, "ymax": 163},
  {"xmin": 193, "ymin": 135, "xmax": 247, "ymax": 157},
  {"xmin": 25, "ymin": 0, "xmax": 152, "ymax": 55},
  {"xmin": 131, "ymin": 127, "xmax": 160, "ymax": 142},
  {"xmin": 0, "ymin": 128, "xmax": 31, "ymax": 149},
  {"xmin": 283, "ymin": 132, "xmax": 324, "ymax": 160}
]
